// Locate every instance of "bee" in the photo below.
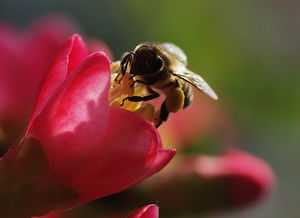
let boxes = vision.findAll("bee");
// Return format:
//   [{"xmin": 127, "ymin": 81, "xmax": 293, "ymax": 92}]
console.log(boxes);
[{"xmin": 116, "ymin": 42, "xmax": 218, "ymax": 128}]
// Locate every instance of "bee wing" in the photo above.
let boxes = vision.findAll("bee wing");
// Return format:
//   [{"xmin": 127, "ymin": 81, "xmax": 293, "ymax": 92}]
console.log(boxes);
[
  {"xmin": 161, "ymin": 43, "xmax": 188, "ymax": 65},
  {"xmin": 173, "ymin": 66, "xmax": 218, "ymax": 100}
]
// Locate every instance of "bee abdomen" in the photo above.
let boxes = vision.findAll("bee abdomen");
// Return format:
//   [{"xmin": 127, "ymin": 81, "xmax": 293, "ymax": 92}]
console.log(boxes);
[{"xmin": 181, "ymin": 82, "xmax": 193, "ymax": 108}]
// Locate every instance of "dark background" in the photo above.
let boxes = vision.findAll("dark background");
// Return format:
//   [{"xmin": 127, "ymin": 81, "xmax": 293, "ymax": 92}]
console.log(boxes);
[{"xmin": 1, "ymin": 0, "xmax": 299, "ymax": 217}]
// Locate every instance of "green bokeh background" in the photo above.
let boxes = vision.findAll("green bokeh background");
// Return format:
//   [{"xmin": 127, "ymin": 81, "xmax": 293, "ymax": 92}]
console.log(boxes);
[{"xmin": 1, "ymin": 0, "xmax": 299, "ymax": 217}]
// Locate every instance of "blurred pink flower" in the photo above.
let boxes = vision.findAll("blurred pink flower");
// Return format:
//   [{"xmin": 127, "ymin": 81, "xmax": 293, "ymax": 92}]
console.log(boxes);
[
  {"xmin": 139, "ymin": 149, "xmax": 275, "ymax": 215},
  {"xmin": 0, "ymin": 34, "xmax": 175, "ymax": 218},
  {"xmin": 194, "ymin": 149, "xmax": 275, "ymax": 206},
  {"xmin": 0, "ymin": 16, "xmax": 77, "ymax": 151},
  {"xmin": 0, "ymin": 16, "xmax": 112, "ymax": 153},
  {"xmin": 158, "ymin": 91, "xmax": 238, "ymax": 147}
]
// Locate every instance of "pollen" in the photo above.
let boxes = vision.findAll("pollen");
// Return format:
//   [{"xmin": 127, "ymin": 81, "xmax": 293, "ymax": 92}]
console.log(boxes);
[
  {"xmin": 166, "ymin": 87, "xmax": 185, "ymax": 112},
  {"xmin": 109, "ymin": 61, "xmax": 159, "ymax": 125},
  {"xmin": 135, "ymin": 103, "xmax": 156, "ymax": 121}
]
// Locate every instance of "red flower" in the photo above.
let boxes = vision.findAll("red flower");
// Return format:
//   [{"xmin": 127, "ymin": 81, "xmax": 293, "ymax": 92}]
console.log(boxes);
[{"xmin": 0, "ymin": 34, "xmax": 175, "ymax": 218}]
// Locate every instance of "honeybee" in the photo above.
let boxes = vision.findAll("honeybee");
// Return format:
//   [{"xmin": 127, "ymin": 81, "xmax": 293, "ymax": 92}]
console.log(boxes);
[{"xmin": 116, "ymin": 42, "xmax": 218, "ymax": 128}]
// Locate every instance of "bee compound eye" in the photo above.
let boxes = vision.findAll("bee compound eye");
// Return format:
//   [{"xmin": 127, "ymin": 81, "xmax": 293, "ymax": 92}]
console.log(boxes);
[{"xmin": 156, "ymin": 57, "xmax": 164, "ymax": 71}]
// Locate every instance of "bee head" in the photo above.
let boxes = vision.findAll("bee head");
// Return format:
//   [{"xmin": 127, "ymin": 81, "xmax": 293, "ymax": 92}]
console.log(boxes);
[{"xmin": 130, "ymin": 46, "xmax": 164, "ymax": 75}]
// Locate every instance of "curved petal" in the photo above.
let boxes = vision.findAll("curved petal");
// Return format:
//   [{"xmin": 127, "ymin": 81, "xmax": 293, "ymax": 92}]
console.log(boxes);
[
  {"xmin": 128, "ymin": 204, "xmax": 159, "ymax": 218},
  {"xmin": 63, "ymin": 107, "xmax": 173, "ymax": 204},
  {"xmin": 28, "ymin": 51, "xmax": 111, "ymax": 177},
  {"xmin": 28, "ymin": 34, "xmax": 88, "ymax": 128},
  {"xmin": 142, "ymin": 148, "xmax": 176, "ymax": 179}
]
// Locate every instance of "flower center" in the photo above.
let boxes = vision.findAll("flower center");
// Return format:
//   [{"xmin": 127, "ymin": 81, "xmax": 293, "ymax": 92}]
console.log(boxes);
[{"xmin": 109, "ymin": 61, "xmax": 160, "ymax": 126}]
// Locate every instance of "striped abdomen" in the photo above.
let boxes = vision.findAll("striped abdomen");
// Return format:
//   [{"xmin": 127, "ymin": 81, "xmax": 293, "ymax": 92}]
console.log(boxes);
[{"xmin": 180, "ymin": 80, "xmax": 193, "ymax": 108}]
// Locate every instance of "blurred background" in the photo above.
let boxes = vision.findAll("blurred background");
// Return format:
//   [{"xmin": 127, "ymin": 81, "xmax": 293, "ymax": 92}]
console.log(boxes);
[{"xmin": 0, "ymin": 0, "xmax": 299, "ymax": 217}]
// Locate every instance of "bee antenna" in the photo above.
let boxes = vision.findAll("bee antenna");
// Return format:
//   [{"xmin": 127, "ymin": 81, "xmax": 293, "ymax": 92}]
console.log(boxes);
[{"xmin": 129, "ymin": 51, "xmax": 137, "ymax": 57}]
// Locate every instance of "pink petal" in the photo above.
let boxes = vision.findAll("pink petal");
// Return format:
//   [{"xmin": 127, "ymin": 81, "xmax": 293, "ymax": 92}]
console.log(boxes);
[
  {"xmin": 127, "ymin": 204, "xmax": 159, "ymax": 218},
  {"xmin": 142, "ymin": 148, "xmax": 176, "ymax": 179},
  {"xmin": 28, "ymin": 51, "xmax": 111, "ymax": 176},
  {"xmin": 62, "ymin": 107, "xmax": 174, "ymax": 204},
  {"xmin": 28, "ymin": 34, "xmax": 88, "ymax": 128}
]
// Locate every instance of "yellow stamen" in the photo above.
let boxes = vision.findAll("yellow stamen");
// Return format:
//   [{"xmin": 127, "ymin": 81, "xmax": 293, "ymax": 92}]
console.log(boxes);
[
  {"xmin": 109, "ymin": 62, "xmax": 160, "ymax": 126},
  {"xmin": 121, "ymin": 73, "xmax": 134, "ymax": 96},
  {"xmin": 111, "ymin": 61, "xmax": 121, "ymax": 74},
  {"xmin": 134, "ymin": 103, "xmax": 156, "ymax": 122}
]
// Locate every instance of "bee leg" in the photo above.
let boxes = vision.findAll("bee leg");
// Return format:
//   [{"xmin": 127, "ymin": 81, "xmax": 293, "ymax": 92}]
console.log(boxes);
[
  {"xmin": 120, "ymin": 89, "xmax": 159, "ymax": 107},
  {"xmin": 114, "ymin": 72, "xmax": 123, "ymax": 84},
  {"xmin": 155, "ymin": 101, "xmax": 169, "ymax": 128},
  {"xmin": 115, "ymin": 52, "xmax": 132, "ymax": 83},
  {"xmin": 120, "ymin": 53, "xmax": 131, "ymax": 75},
  {"xmin": 129, "ymin": 75, "xmax": 136, "ymax": 80},
  {"xmin": 130, "ymin": 79, "xmax": 156, "ymax": 87}
]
